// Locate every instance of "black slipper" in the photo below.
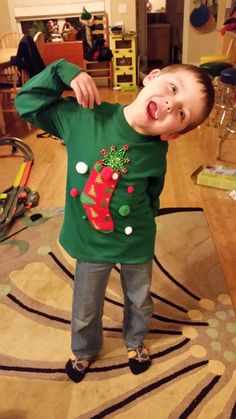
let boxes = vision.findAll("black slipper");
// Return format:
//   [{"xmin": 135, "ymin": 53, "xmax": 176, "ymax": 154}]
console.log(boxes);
[
  {"xmin": 65, "ymin": 356, "xmax": 91, "ymax": 383},
  {"xmin": 127, "ymin": 345, "xmax": 151, "ymax": 375}
]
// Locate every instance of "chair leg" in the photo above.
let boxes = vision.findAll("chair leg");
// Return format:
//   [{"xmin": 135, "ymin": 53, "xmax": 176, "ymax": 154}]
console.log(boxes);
[
  {"xmin": 213, "ymin": 106, "xmax": 219, "ymax": 127},
  {"xmin": 217, "ymin": 129, "xmax": 230, "ymax": 160},
  {"xmin": 218, "ymin": 108, "xmax": 227, "ymax": 137},
  {"xmin": 217, "ymin": 104, "xmax": 236, "ymax": 160},
  {"xmin": 0, "ymin": 96, "xmax": 6, "ymax": 135}
]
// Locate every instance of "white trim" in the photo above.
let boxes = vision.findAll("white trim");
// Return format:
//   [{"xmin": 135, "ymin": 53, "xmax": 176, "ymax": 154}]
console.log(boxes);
[
  {"xmin": 104, "ymin": 0, "xmax": 111, "ymax": 27},
  {"xmin": 14, "ymin": 2, "xmax": 105, "ymax": 21},
  {"xmin": 182, "ymin": 0, "xmax": 190, "ymax": 63}
]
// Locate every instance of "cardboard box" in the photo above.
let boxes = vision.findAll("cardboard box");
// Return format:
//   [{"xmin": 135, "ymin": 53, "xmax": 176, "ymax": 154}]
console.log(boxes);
[{"xmin": 196, "ymin": 165, "xmax": 236, "ymax": 190}]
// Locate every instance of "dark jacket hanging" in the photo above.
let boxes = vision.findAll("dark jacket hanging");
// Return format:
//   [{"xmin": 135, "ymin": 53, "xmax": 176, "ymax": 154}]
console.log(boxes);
[{"xmin": 11, "ymin": 35, "xmax": 45, "ymax": 79}]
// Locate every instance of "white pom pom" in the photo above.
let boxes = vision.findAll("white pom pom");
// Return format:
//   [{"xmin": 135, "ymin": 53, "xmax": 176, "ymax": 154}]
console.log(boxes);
[
  {"xmin": 125, "ymin": 226, "xmax": 133, "ymax": 235},
  {"xmin": 76, "ymin": 161, "xmax": 88, "ymax": 174}
]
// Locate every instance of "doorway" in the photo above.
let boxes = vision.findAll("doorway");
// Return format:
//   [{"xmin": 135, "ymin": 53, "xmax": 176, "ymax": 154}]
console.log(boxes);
[{"xmin": 136, "ymin": 0, "xmax": 184, "ymax": 77}]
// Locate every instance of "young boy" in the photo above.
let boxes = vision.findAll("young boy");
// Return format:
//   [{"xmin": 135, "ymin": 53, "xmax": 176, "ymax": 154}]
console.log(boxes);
[{"xmin": 15, "ymin": 59, "xmax": 214, "ymax": 383}]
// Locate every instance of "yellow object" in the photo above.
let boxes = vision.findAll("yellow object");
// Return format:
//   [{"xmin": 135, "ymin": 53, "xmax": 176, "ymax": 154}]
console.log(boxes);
[
  {"xmin": 197, "ymin": 165, "xmax": 236, "ymax": 190},
  {"xmin": 111, "ymin": 34, "xmax": 137, "ymax": 90},
  {"xmin": 200, "ymin": 55, "xmax": 230, "ymax": 64},
  {"xmin": 13, "ymin": 162, "xmax": 26, "ymax": 187}
]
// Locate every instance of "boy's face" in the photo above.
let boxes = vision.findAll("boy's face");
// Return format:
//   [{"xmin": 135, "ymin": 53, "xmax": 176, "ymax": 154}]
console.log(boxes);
[{"xmin": 126, "ymin": 69, "xmax": 205, "ymax": 140}]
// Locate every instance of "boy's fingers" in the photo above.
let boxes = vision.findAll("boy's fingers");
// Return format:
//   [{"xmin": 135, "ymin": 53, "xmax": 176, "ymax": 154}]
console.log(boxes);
[
  {"xmin": 70, "ymin": 72, "xmax": 101, "ymax": 109},
  {"xmin": 77, "ymin": 81, "xmax": 90, "ymax": 107},
  {"xmin": 72, "ymin": 78, "xmax": 88, "ymax": 106},
  {"xmin": 90, "ymin": 78, "xmax": 101, "ymax": 106},
  {"xmin": 80, "ymin": 75, "xmax": 100, "ymax": 108},
  {"xmin": 86, "ymin": 79, "xmax": 101, "ymax": 108},
  {"xmin": 73, "ymin": 83, "xmax": 84, "ymax": 106}
]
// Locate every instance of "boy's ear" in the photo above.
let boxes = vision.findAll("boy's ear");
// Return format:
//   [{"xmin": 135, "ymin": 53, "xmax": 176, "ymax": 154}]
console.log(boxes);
[
  {"xmin": 160, "ymin": 133, "xmax": 180, "ymax": 141},
  {"xmin": 143, "ymin": 69, "xmax": 161, "ymax": 86}
]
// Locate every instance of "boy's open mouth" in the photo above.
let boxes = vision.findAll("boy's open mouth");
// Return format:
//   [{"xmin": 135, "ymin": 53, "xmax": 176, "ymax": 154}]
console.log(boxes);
[{"xmin": 147, "ymin": 101, "xmax": 159, "ymax": 120}]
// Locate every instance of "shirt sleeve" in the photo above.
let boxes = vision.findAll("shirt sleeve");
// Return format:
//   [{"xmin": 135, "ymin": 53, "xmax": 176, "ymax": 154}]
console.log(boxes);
[
  {"xmin": 147, "ymin": 175, "xmax": 165, "ymax": 217},
  {"xmin": 15, "ymin": 59, "xmax": 83, "ymax": 138}
]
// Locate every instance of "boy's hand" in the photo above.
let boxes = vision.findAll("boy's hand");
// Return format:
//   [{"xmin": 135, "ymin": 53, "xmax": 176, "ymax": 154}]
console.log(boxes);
[{"xmin": 70, "ymin": 71, "xmax": 101, "ymax": 109}]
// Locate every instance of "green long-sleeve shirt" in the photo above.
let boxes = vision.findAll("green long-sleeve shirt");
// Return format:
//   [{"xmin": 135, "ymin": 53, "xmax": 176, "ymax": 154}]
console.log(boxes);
[{"xmin": 15, "ymin": 59, "xmax": 168, "ymax": 263}]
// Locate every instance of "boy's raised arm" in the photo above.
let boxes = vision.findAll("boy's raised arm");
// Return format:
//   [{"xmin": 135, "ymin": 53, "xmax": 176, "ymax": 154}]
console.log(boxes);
[{"xmin": 15, "ymin": 59, "xmax": 101, "ymax": 137}]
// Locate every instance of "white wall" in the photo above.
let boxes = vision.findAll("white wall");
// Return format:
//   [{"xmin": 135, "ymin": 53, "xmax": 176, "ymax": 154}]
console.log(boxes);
[
  {"xmin": 7, "ymin": 0, "xmax": 106, "ymax": 30},
  {"xmin": 182, "ymin": 0, "xmax": 228, "ymax": 64},
  {"xmin": 110, "ymin": 0, "xmax": 136, "ymax": 31},
  {"xmin": 0, "ymin": 0, "xmax": 12, "ymax": 32}
]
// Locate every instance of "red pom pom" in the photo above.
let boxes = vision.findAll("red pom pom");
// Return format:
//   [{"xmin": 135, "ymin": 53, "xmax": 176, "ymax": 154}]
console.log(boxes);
[
  {"xmin": 70, "ymin": 188, "xmax": 79, "ymax": 198},
  {"xmin": 102, "ymin": 166, "xmax": 113, "ymax": 181},
  {"xmin": 127, "ymin": 186, "xmax": 134, "ymax": 194}
]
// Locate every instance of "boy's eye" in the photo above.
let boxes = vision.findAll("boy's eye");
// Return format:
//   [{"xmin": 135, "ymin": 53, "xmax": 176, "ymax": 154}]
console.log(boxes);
[
  {"xmin": 171, "ymin": 83, "xmax": 177, "ymax": 94},
  {"xmin": 179, "ymin": 109, "xmax": 185, "ymax": 120}
]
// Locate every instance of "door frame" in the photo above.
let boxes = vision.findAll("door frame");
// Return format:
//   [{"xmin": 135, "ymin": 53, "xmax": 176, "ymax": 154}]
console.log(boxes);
[{"xmin": 136, "ymin": 0, "xmax": 148, "ymax": 75}]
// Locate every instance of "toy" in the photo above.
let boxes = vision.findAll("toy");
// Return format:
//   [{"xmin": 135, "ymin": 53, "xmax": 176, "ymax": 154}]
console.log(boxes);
[
  {"xmin": 46, "ymin": 20, "xmax": 62, "ymax": 42},
  {"xmin": 0, "ymin": 137, "xmax": 39, "ymax": 239},
  {"xmin": 196, "ymin": 164, "xmax": 236, "ymax": 190},
  {"xmin": 61, "ymin": 21, "xmax": 78, "ymax": 42},
  {"xmin": 80, "ymin": 6, "xmax": 94, "ymax": 50}
]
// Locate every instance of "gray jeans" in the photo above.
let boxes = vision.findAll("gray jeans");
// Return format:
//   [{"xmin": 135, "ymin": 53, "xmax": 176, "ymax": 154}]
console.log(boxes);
[{"xmin": 71, "ymin": 260, "xmax": 153, "ymax": 359}]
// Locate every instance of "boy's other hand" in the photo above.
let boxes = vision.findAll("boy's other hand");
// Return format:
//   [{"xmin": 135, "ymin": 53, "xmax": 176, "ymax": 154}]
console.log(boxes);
[{"xmin": 70, "ymin": 72, "xmax": 101, "ymax": 109}]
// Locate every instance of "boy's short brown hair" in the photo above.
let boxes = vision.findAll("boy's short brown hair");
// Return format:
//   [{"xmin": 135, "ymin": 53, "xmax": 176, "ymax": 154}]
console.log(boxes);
[{"xmin": 160, "ymin": 63, "xmax": 215, "ymax": 134}]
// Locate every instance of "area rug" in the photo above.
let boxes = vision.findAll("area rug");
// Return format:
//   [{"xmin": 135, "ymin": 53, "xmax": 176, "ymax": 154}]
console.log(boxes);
[{"xmin": 0, "ymin": 207, "xmax": 235, "ymax": 419}]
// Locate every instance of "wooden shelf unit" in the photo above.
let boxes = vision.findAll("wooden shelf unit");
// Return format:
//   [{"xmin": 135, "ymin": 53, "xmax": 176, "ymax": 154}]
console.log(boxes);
[
  {"xmin": 83, "ymin": 60, "xmax": 112, "ymax": 87},
  {"xmin": 83, "ymin": 12, "xmax": 112, "ymax": 87}
]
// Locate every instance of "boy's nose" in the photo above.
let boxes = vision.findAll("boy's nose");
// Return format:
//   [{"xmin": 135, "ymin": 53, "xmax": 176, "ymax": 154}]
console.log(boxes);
[
  {"xmin": 165, "ymin": 100, "xmax": 172, "ymax": 113},
  {"xmin": 165, "ymin": 99, "xmax": 178, "ymax": 114}
]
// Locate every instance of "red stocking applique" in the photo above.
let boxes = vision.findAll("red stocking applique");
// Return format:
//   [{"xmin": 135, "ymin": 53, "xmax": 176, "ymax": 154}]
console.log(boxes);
[{"xmin": 80, "ymin": 145, "xmax": 130, "ymax": 232}]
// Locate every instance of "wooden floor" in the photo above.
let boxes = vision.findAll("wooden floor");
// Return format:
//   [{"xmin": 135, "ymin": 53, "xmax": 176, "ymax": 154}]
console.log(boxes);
[{"xmin": 1, "ymin": 87, "xmax": 236, "ymax": 309}]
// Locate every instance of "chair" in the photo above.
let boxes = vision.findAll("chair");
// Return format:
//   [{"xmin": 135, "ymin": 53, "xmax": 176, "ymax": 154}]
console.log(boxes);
[
  {"xmin": 217, "ymin": 102, "xmax": 236, "ymax": 161},
  {"xmin": 213, "ymin": 66, "xmax": 236, "ymax": 137},
  {"xmin": 33, "ymin": 31, "xmax": 45, "ymax": 57},
  {"xmin": 199, "ymin": 33, "xmax": 236, "ymax": 128},
  {"xmin": 0, "ymin": 34, "xmax": 45, "ymax": 131},
  {"xmin": 0, "ymin": 32, "xmax": 23, "ymax": 111},
  {"xmin": 200, "ymin": 61, "xmax": 233, "ymax": 80},
  {"xmin": 0, "ymin": 32, "xmax": 23, "ymax": 88},
  {"xmin": 0, "ymin": 31, "xmax": 23, "ymax": 48},
  {"xmin": 216, "ymin": 67, "xmax": 236, "ymax": 161},
  {"xmin": 200, "ymin": 61, "xmax": 234, "ymax": 130},
  {"xmin": 200, "ymin": 54, "xmax": 231, "ymax": 64}
]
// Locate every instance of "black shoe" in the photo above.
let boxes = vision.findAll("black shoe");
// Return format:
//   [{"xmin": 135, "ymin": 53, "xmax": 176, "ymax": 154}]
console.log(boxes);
[
  {"xmin": 65, "ymin": 356, "xmax": 91, "ymax": 383},
  {"xmin": 127, "ymin": 345, "xmax": 151, "ymax": 375}
]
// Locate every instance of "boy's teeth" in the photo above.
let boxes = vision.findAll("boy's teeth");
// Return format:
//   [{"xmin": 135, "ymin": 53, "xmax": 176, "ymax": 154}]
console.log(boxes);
[{"xmin": 154, "ymin": 110, "xmax": 158, "ymax": 120}]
